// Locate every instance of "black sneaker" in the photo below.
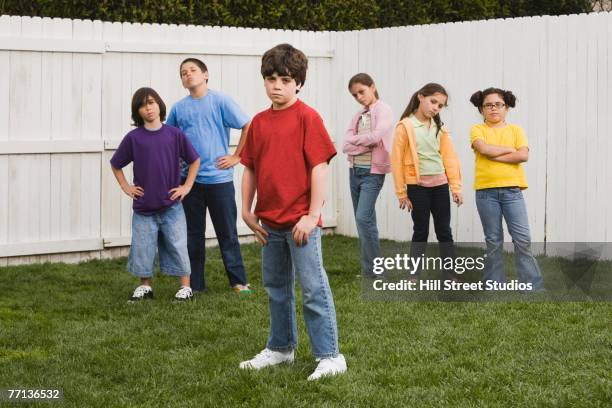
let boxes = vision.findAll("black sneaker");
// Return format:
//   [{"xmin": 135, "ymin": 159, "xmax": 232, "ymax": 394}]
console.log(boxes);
[
  {"xmin": 129, "ymin": 285, "xmax": 153, "ymax": 302},
  {"xmin": 174, "ymin": 286, "xmax": 193, "ymax": 302}
]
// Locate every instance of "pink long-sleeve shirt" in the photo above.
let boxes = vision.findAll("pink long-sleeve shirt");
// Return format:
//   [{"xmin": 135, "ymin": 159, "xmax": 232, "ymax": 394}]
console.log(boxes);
[{"xmin": 342, "ymin": 100, "xmax": 394, "ymax": 174}]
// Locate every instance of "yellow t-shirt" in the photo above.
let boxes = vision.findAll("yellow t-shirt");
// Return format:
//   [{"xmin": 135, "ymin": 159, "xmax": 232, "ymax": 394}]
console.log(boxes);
[{"xmin": 470, "ymin": 123, "xmax": 529, "ymax": 190}]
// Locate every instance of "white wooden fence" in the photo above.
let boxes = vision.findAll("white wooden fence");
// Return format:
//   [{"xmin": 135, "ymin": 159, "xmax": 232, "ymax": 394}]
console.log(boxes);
[
  {"xmin": 333, "ymin": 12, "xmax": 612, "ymax": 247},
  {"xmin": 0, "ymin": 15, "xmax": 336, "ymax": 265},
  {"xmin": 1, "ymin": 12, "xmax": 611, "ymax": 266}
]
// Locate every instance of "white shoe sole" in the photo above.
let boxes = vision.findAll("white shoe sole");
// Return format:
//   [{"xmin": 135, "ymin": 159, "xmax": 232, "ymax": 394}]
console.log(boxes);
[{"xmin": 239, "ymin": 357, "xmax": 294, "ymax": 370}]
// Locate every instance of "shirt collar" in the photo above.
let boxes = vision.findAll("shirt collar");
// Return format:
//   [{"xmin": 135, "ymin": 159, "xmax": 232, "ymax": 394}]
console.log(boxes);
[
  {"xmin": 409, "ymin": 114, "xmax": 425, "ymax": 128},
  {"xmin": 409, "ymin": 114, "xmax": 436, "ymax": 130},
  {"xmin": 361, "ymin": 99, "xmax": 380, "ymax": 114}
]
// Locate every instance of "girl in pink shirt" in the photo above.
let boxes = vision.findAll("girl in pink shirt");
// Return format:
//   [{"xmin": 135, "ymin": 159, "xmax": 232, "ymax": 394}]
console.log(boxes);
[{"xmin": 342, "ymin": 73, "xmax": 394, "ymax": 278}]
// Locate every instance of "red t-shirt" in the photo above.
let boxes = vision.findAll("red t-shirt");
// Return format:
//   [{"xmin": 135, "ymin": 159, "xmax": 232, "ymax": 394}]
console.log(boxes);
[{"xmin": 240, "ymin": 99, "xmax": 336, "ymax": 229}]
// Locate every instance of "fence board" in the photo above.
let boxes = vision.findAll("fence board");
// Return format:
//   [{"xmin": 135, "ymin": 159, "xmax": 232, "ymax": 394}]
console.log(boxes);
[{"xmin": 0, "ymin": 156, "xmax": 7, "ymax": 244}]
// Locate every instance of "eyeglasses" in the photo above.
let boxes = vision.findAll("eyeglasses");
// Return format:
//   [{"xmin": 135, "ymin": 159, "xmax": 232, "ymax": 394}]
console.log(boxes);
[{"xmin": 482, "ymin": 102, "xmax": 506, "ymax": 110}]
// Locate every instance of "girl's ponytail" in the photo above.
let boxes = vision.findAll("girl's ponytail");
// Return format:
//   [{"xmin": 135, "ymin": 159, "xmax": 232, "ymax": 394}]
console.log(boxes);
[
  {"xmin": 503, "ymin": 91, "xmax": 517, "ymax": 108},
  {"xmin": 469, "ymin": 91, "xmax": 484, "ymax": 109},
  {"xmin": 400, "ymin": 91, "xmax": 420, "ymax": 120}
]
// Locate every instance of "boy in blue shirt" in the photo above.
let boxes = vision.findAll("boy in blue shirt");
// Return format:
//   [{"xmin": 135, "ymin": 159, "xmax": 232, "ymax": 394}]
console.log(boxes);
[
  {"xmin": 167, "ymin": 58, "xmax": 252, "ymax": 294},
  {"xmin": 111, "ymin": 87, "xmax": 200, "ymax": 301}
]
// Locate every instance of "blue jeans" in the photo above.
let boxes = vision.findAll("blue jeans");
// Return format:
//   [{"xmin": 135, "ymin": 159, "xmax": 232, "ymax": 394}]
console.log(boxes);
[
  {"xmin": 261, "ymin": 224, "xmax": 339, "ymax": 359},
  {"xmin": 128, "ymin": 203, "xmax": 191, "ymax": 278},
  {"xmin": 349, "ymin": 167, "xmax": 385, "ymax": 276},
  {"xmin": 475, "ymin": 187, "xmax": 544, "ymax": 290},
  {"xmin": 182, "ymin": 181, "xmax": 247, "ymax": 291}
]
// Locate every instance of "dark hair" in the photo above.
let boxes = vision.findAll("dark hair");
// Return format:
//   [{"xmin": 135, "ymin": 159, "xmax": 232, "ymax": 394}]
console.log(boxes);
[
  {"xmin": 469, "ymin": 87, "xmax": 517, "ymax": 113},
  {"xmin": 400, "ymin": 83, "xmax": 448, "ymax": 136},
  {"xmin": 131, "ymin": 87, "xmax": 166, "ymax": 127},
  {"xmin": 348, "ymin": 73, "xmax": 379, "ymax": 99},
  {"xmin": 180, "ymin": 58, "xmax": 208, "ymax": 83},
  {"xmin": 261, "ymin": 43, "xmax": 308, "ymax": 92}
]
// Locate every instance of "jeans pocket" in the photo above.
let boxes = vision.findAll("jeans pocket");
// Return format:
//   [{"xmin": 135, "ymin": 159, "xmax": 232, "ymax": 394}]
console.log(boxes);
[{"xmin": 505, "ymin": 187, "xmax": 523, "ymax": 200}]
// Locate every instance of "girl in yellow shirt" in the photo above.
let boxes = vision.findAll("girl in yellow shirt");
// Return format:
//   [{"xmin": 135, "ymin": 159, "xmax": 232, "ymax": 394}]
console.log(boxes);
[{"xmin": 469, "ymin": 87, "xmax": 543, "ymax": 291}]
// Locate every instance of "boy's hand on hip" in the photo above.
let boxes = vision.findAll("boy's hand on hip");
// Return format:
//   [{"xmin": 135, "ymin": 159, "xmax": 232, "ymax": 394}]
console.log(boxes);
[
  {"xmin": 216, "ymin": 154, "xmax": 240, "ymax": 169},
  {"xmin": 243, "ymin": 212, "xmax": 268, "ymax": 245},
  {"xmin": 122, "ymin": 185, "xmax": 144, "ymax": 200},
  {"xmin": 292, "ymin": 215, "xmax": 318, "ymax": 246},
  {"xmin": 169, "ymin": 184, "xmax": 192, "ymax": 201}
]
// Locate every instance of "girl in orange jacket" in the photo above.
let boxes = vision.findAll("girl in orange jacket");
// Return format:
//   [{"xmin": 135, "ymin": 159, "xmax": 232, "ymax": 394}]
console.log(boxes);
[{"xmin": 391, "ymin": 83, "xmax": 462, "ymax": 279}]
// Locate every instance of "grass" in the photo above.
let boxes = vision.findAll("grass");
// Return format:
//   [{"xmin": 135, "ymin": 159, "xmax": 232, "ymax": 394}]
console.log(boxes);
[{"xmin": 0, "ymin": 235, "xmax": 611, "ymax": 407}]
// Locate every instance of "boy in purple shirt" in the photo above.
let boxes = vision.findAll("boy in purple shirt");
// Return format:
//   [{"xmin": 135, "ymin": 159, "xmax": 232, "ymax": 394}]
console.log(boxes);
[{"xmin": 111, "ymin": 87, "xmax": 200, "ymax": 302}]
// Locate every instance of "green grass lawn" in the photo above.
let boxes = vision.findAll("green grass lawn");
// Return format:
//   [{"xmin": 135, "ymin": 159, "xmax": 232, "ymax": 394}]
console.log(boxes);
[{"xmin": 1, "ymin": 235, "xmax": 611, "ymax": 407}]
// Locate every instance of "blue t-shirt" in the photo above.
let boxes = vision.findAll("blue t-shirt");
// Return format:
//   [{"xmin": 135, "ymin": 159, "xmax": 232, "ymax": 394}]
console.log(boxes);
[
  {"xmin": 166, "ymin": 89, "xmax": 250, "ymax": 184},
  {"xmin": 110, "ymin": 124, "xmax": 199, "ymax": 215}
]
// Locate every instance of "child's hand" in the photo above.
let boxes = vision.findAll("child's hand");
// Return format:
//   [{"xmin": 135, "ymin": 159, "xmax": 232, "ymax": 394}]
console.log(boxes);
[
  {"xmin": 243, "ymin": 212, "xmax": 268, "ymax": 245},
  {"xmin": 169, "ymin": 184, "xmax": 192, "ymax": 201},
  {"xmin": 216, "ymin": 154, "xmax": 240, "ymax": 169},
  {"xmin": 122, "ymin": 184, "xmax": 144, "ymax": 200},
  {"xmin": 399, "ymin": 197, "xmax": 413, "ymax": 212},
  {"xmin": 452, "ymin": 192, "xmax": 463, "ymax": 207},
  {"xmin": 292, "ymin": 215, "xmax": 318, "ymax": 246}
]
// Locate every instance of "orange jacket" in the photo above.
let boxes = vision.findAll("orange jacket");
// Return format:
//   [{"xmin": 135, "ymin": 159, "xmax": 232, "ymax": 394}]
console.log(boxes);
[{"xmin": 391, "ymin": 118, "xmax": 462, "ymax": 199}]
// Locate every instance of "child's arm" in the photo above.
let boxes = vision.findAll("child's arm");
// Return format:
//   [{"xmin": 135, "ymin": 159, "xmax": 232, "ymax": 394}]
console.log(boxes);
[
  {"xmin": 217, "ymin": 120, "xmax": 252, "ymax": 169},
  {"xmin": 390, "ymin": 124, "xmax": 412, "ymax": 211},
  {"xmin": 342, "ymin": 119, "xmax": 369, "ymax": 154},
  {"xmin": 439, "ymin": 132, "xmax": 463, "ymax": 207},
  {"xmin": 342, "ymin": 124, "xmax": 371, "ymax": 155},
  {"xmin": 241, "ymin": 166, "xmax": 268, "ymax": 244},
  {"xmin": 169, "ymin": 158, "xmax": 200, "ymax": 201},
  {"xmin": 343, "ymin": 107, "xmax": 393, "ymax": 148},
  {"xmin": 472, "ymin": 139, "xmax": 516, "ymax": 158},
  {"xmin": 490, "ymin": 147, "xmax": 529, "ymax": 163},
  {"xmin": 292, "ymin": 162, "xmax": 327, "ymax": 246},
  {"xmin": 111, "ymin": 166, "xmax": 144, "ymax": 200}
]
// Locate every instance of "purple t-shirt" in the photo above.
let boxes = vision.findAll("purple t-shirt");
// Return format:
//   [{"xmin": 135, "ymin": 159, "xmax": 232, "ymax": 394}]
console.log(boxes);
[{"xmin": 110, "ymin": 124, "xmax": 199, "ymax": 215}]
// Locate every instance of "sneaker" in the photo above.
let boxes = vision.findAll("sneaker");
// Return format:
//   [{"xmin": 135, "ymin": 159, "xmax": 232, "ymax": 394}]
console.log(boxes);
[
  {"xmin": 232, "ymin": 284, "xmax": 253, "ymax": 294},
  {"xmin": 239, "ymin": 348, "xmax": 294, "ymax": 370},
  {"xmin": 129, "ymin": 285, "xmax": 153, "ymax": 302},
  {"xmin": 174, "ymin": 286, "xmax": 193, "ymax": 302},
  {"xmin": 307, "ymin": 354, "xmax": 347, "ymax": 381}
]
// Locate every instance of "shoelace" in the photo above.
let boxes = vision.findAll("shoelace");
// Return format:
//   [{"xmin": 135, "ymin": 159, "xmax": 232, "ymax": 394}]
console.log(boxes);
[
  {"xmin": 133, "ymin": 286, "xmax": 150, "ymax": 297},
  {"xmin": 176, "ymin": 287, "xmax": 192, "ymax": 298}
]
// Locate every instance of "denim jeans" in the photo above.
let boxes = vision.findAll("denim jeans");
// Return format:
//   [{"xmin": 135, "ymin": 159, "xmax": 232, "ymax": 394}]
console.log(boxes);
[
  {"xmin": 182, "ymin": 181, "xmax": 247, "ymax": 291},
  {"xmin": 349, "ymin": 167, "xmax": 385, "ymax": 277},
  {"xmin": 475, "ymin": 187, "xmax": 544, "ymax": 290},
  {"xmin": 128, "ymin": 203, "xmax": 191, "ymax": 278},
  {"xmin": 261, "ymin": 224, "xmax": 339, "ymax": 359}
]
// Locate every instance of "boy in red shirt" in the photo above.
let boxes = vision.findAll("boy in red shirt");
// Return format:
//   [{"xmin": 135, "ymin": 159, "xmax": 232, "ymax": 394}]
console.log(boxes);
[{"xmin": 238, "ymin": 44, "xmax": 346, "ymax": 380}]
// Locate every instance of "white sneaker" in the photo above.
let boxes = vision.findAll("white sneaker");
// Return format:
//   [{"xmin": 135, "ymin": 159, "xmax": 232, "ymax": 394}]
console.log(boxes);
[
  {"xmin": 129, "ymin": 285, "xmax": 153, "ymax": 301},
  {"xmin": 307, "ymin": 354, "xmax": 347, "ymax": 381},
  {"xmin": 174, "ymin": 286, "xmax": 193, "ymax": 301},
  {"xmin": 239, "ymin": 348, "xmax": 294, "ymax": 370}
]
